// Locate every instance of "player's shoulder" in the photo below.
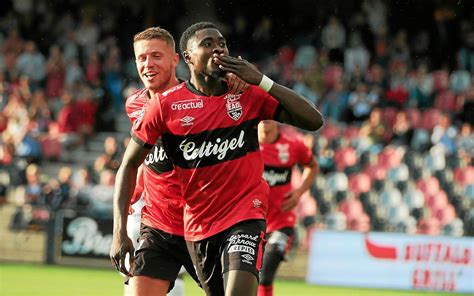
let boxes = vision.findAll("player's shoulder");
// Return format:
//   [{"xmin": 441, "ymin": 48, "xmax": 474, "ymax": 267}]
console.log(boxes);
[
  {"xmin": 280, "ymin": 126, "xmax": 306, "ymax": 145},
  {"xmin": 126, "ymin": 88, "xmax": 148, "ymax": 108},
  {"xmin": 161, "ymin": 82, "xmax": 187, "ymax": 99}
]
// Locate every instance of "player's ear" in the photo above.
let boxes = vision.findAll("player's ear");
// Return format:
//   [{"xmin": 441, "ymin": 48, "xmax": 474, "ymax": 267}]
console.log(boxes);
[{"xmin": 183, "ymin": 50, "xmax": 191, "ymax": 64}]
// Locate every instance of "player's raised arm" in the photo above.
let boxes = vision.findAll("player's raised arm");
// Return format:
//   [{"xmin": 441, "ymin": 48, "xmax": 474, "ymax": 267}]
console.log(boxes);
[{"xmin": 213, "ymin": 53, "xmax": 324, "ymax": 131}]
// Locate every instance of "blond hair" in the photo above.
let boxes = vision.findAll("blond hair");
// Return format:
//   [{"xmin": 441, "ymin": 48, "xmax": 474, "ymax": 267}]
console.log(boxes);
[{"xmin": 133, "ymin": 27, "xmax": 175, "ymax": 49}]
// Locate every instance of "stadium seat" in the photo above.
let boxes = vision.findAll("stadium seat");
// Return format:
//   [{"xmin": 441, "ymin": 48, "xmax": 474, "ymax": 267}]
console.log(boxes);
[
  {"xmin": 416, "ymin": 176, "xmax": 441, "ymax": 197},
  {"xmin": 410, "ymin": 129, "xmax": 431, "ymax": 152},
  {"xmin": 334, "ymin": 147, "xmax": 358, "ymax": 171},
  {"xmin": 425, "ymin": 190, "xmax": 449, "ymax": 211},
  {"xmin": 417, "ymin": 217, "xmax": 441, "ymax": 235},
  {"xmin": 453, "ymin": 166, "xmax": 474, "ymax": 186},
  {"xmin": 424, "ymin": 147, "xmax": 446, "ymax": 172},
  {"xmin": 381, "ymin": 107, "xmax": 399, "ymax": 127},
  {"xmin": 325, "ymin": 211, "xmax": 347, "ymax": 231},
  {"xmin": 326, "ymin": 172, "xmax": 348, "ymax": 193},
  {"xmin": 378, "ymin": 146, "xmax": 403, "ymax": 170},
  {"xmin": 394, "ymin": 216, "xmax": 417, "ymax": 234},
  {"xmin": 434, "ymin": 204, "xmax": 456, "ymax": 226},
  {"xmin": 403, "ymin": 187, "xmax": 425, "ymax": 210},
  {"xmin": 387, "ymin": 203, "xmax": 410, "ymax": 225},
  {"xmin": 387, "ymin": 163, "xmax": 409, "ymax": 183},
  {"xmin": 348, "ymin": 172, "xmax": 372, "ymax": 196},
  {"xmin": 380, "ymin": 187, "xmax": 402, "ymax": 208},
  {"xmin": 347, "ymin": 212, "xmax": 371, "ymax": 232},
  {"xmin": 442, "ymin": 218, "xmax": 464, "ymax": 237},
  {"xmin": 338, "ymin": 198, "xmax": 364, "ymax": 221},
  {"xmin": 465, "ymin": 184, "xmax": 474, "ymax": 203}
]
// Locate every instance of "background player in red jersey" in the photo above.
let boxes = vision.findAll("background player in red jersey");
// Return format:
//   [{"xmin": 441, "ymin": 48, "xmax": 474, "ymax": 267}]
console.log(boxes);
[
  {"xmin": 112, "ymin": 22, "xmax": 323, "ymax": 296},
  {"xmin": 257, "ymin": 120, "xmax": 317, "ymax": 296}
]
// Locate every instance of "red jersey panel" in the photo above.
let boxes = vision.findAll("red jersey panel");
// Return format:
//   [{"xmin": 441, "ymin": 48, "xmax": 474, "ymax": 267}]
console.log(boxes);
[
  {"xmin": 125, "ymin": 88, "xmax": 185, "ymax": 236},
  {"xmin": 259, "ymin": 129, "xmax": 313, "ymax": 233},
  {"xmin": 132, "ymin": 82, "xmax": 280, "ymax": 241}
]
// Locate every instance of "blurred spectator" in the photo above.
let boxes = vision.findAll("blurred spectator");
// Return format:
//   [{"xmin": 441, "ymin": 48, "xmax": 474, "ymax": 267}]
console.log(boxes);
[
  {"xmin": 321, "ymin": 16, "xmax": 346, "ymax": 63},
  {"xmin": 390, "ymin": 111, "xmax": 414, "ymax": 147},
  {"xmin": 431, "ymin": 113, "xmax": 457, "ymax": 155},
  {"xmin": 56, "ymin": 90, "xmax": 81, "ymax": 149},
  {"xmin": 14, "ymin": 41, "xmax": 46, "ymax": 91},
  {"xmin": 321, "ymin": 79, "xmax": 349, "ymax": 122},
  {"xmin": 45, "ymin": 45, "xmax": 65, "ymax": 99},
  {"xmin": 89, "ymin": 169, "xmax": 115, "ymax": 218},
  {"xmin": 359, "ymin": 108, "xmax": 387, "ymax": 146},
  {"xmin": 347, "ymin": 82, "xmax": 379, "ymax": 122},
  {"xmin": 344, "ymin": 32, "xmax": 370, "ymax": 75}
]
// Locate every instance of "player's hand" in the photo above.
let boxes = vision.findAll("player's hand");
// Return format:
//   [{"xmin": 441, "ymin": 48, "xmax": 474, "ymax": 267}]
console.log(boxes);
[
  {"xmin": 110, "ymin": 233, "xmax": 135, "ymax": 276},
  {"xmin": 281, "ymin": 188, "xmax": 304, "ymax": 212},
  {"xmin": 225, "ymin": 72, "xmax": 249, "ymax": 94},
  {"xmin": 213, "ymin": 54, "xmax": 263, "ymax": 86}
]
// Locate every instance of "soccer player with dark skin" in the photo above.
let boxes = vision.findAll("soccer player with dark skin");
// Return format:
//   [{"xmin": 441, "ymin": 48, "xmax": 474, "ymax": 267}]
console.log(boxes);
[
  {"xmin": 111, "ymin": 22, "xmax": 323, "ymax": 296},
  {"xmin": 112, "ymin": 27, "xmax": 247, "ymax": 296}
]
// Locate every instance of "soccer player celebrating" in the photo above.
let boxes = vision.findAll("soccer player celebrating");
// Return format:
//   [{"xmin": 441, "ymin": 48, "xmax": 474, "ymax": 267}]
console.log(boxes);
[
  {"xmin": 257, "ymin": 120, "xmax": 317, "ymax": 296},
  {"xmin": 111, "ymin": 22, "xmax": 323, "ymax": 295},
  {"xmin": 114, "ymin": 27, "xmax": 197, "ymax": 296}
]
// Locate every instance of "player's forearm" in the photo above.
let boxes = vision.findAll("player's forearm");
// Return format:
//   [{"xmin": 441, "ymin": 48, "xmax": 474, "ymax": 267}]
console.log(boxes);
[
  {"xmin": 268, "ymin": 83, "xmax": 323, "ymax": 131},
  {"xmin": 298, "ymin": 161, "xmax": 317, "ymax": 193},
  {"xmin": 112, "ymin": 163, "xmax": 138, "ymax": 235}
]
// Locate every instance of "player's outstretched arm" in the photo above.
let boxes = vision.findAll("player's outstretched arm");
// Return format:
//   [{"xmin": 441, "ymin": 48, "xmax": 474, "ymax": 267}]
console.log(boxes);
[
  {"xmin": 213, "ymin": 53, "xmax": 323, "ymax": 131},
  {"xmin": 110, "ymin": 138, "xmax": 150, "ymax": 275}
]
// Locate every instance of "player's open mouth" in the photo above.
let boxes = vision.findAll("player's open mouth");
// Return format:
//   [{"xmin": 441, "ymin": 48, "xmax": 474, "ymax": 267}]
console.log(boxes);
[{"xmin": 144, "ymin": 73, "xmax": 157, "ymax": 79}]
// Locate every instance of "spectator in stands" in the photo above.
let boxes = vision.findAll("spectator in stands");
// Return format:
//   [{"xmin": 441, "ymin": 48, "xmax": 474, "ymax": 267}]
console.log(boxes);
[
  {"xmin": 56, "ymin": 90, "xmax": 81, "ymax": 149},
  {"xmin": 390, "ymin": 110, "xmax": 414, "ymax": 147},
  {"xmin": 89, "ymin": 169, "xmax": 115, "ymax": 218},
  {"xmin": 45, "ymin": 45, "xmax": 65, "ymax": 99},
  {"xmin": 359, "ymin": 107, "xmax": 387, "ymax": 146},
  {"xmin": 321, "ymin": 16, "xmax": 346, "ymax": 63},
  {"xmin": 14, "ymin": 41, "xmax": 46, "ymax": 91},
  {"xmin": 347, "ymin": 82, "xmax": 378, "ymax": 122},
  {"xmin": 431, "ymin": 113, "xmax": 457, "ymax": 155},
  {"xmin": 321, "ymin": 79, "xmax": 349, "ymax": 122}
]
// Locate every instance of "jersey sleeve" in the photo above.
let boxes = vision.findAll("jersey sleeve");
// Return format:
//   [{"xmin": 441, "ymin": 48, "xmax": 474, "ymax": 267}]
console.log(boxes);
[
  {"xmin": 131, "ymin": 95, "xmax": 163, "ymax": 148},
  {"xmin": 296, "ymin": 138, "xmax": 314, "ymax": 166},
  {"xmin": 250, "ymin": 86, "xmax": 281, "ymax": 121},
  {"xmin": 125, "ymin": 89, "xmax": 148, "ymax": 125}
]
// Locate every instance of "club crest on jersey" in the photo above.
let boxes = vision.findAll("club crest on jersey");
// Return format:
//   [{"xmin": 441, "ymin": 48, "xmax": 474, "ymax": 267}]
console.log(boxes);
[
  {"xmin": 276, "ymin": 143, "xmax": 290, "ymax": 164},
  {"xmin": 226, "ymin": 100, "xmax": 242, "ymax": 121}
]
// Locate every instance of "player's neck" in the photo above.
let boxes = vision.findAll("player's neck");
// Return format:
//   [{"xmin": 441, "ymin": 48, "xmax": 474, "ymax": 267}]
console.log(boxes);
[
  {"xmin": 148, "ymin": 77, "xmax": 180, "ymax": 97},
  {"xmin": 190, "ymin": 73, "xmax": 227, "ymax": 96}
]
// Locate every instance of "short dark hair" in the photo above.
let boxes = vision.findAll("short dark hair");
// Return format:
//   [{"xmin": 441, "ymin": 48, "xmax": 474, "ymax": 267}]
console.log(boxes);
[
  {"xmin": 133, "ymin": 27, "xmax": 175, "ymax": 49},
  {"xmin": 179, "ymin": 22, "xmax": 218, "ymax": 56}
]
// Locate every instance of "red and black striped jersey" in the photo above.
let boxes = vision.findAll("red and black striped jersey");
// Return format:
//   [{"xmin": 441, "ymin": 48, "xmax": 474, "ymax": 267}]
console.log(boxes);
[
  {"xmin": 132, "ymin": 81, "xmax": 280, "ymax": 241},
  {"xmin": 259, "ymin": 129, "xmax": 313, "ymax": 232},
  {"xmin": 125, "ymin": 88, "xmax": 185, "ymax": 236}
]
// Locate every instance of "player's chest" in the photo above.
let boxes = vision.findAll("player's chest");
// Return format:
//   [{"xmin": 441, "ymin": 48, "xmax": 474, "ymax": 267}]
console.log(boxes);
[
  {"xmin": 261, "ymin": 142, "xmax": 297, "ymax": 167},
  {"xmin": 164, "ymin": 94, "xmax": 248, "ymax": 133}
]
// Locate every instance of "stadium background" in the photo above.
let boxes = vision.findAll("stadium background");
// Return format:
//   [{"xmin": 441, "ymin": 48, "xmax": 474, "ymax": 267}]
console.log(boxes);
[{"xmin": 0, "ymin": 0, "xmax": 473, "ymax": 294}]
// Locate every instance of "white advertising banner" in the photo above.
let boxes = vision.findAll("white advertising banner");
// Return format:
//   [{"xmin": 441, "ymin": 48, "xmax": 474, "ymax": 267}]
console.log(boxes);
[{"xmin": 306, "ymin": 231, "xmax": 474, "ymax": 293}]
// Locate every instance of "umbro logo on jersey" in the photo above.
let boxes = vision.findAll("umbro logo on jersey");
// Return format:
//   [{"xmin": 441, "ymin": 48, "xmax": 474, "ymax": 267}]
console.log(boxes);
[
  {"xmin": 241, "ymin": 253, "xmax": 254, "ymax": 264},
  {"xmin": 171, "ymin": 99, "xmax": 203, "ymax": 110},
  {"xmin": 180, "ymin": 116, "xmax": 194, "ymax": 126}
]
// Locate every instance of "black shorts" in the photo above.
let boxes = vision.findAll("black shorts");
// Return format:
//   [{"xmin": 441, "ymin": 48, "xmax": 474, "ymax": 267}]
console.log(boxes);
[
  {"xmin": 266, "ymin": 227, "xmax": 295, "ymax": 259},
  {"xmin": 131, "ymin": 224, "xmax": 199, "ymax": 287},
  {"xmin": 186, "ymin": 219, "xmax": 266, "ymax": 295}
]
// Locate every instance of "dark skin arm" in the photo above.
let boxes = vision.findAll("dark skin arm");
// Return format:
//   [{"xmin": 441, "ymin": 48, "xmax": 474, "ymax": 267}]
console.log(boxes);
[
  {"xmin": 110, "ymin": 138, "xmax": 150, "ymax": 275},
  {"xmin": 213, "ymin": 54, "xmax": 324, "ymax": 131}
]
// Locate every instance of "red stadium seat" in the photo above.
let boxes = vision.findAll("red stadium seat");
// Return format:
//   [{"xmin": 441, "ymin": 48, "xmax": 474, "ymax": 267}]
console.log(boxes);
[
  {"xmin": 334, "ymin": 147, "xmax": 357, "ymax": 171},
  {"xmin": 348, "ymin": 173, "xmax": 372, "ymax": 196},
  {"xmin": 319, "ymin": 122, "xmax": 341, "ymax": 142},
  {"xmin": 434, "ymin": 204, "xmax": 456, "ymax": 226},
  {"xmin": 425, "ymin": 190, "xmax": 448, "ymax": 211},
  {"xmin": 417, "ymin": 217, "xmax": 441, "ymax": 235},
  {"xmin": 338, "ymin": 198, "xmax": 364, "ymax": 221},
  {"xmin": 364, "ymin": 164, "xmax": 387, "ymax": 181},
  {"xmin": 416, "ymin": 176, "xmax": 441, "ymax": 197},
  {"xmin": 377, "ymin": 146, "xmax": 403, "ymax": 170},
  {"xmin": 347, "ymin": 212, "xmax": 371, "ymax": 232},
  {"xmin": 453, "ymin": 166, "xmax": 474, "ymax": 186},
  {"xmin": 381, "ymin": 107, "xmax": 399, "ymax": 127},
  {"xmin": 342, "ymin": 125, "xmax": 360, "ymax": 141}
]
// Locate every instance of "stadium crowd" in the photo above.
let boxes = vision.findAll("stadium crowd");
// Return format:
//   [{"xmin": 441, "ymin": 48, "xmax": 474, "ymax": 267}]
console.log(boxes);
[{"xmin": 0, "ymin": 0, "xmax": 473, "ymax": 240}]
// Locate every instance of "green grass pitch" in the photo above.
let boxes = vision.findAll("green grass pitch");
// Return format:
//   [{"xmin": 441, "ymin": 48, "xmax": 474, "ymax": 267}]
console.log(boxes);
[{"xmin": 0, "ymin": 263, "xmax": 469, "ymax": 296}]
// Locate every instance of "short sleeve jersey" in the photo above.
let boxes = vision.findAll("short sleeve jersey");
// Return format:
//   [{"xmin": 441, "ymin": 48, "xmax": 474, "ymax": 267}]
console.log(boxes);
[
  {"xmin": 125, "ymin": 88, "xmax": 185, "ymax": 236},
  {"xmin": 259, "ymin": 130, "xmax": 313, "ymax": 233},
  {"xmin": 132, "ymin": 82, "xmax": 280, "ymax": 241}
]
